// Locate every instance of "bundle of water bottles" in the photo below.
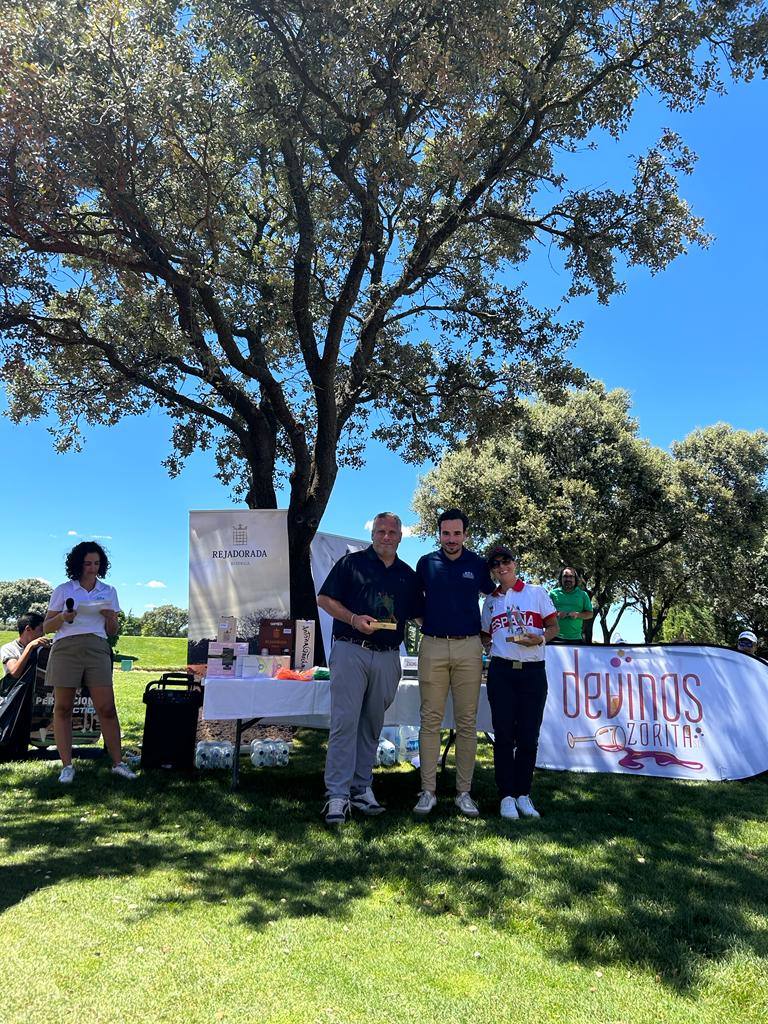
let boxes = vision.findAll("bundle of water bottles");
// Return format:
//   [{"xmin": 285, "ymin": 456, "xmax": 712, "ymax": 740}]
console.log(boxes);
[
  {"xmin": 194, "ymin": 728, "xmax": 417, "ymax": 771},
  {"xmin": 376, "ymin": 725, "xmax": 419, "ymax": 767},
  {"xmin": 194, "ymin": 740, "xmax": 235, "ymax": 770},
  {"xmin": 194, "ymin": 738, "xmax": 292, "ymax": 770},
  {"xmin": 249, "ymin": 738, "xmax": 292, "ymax": 767}
]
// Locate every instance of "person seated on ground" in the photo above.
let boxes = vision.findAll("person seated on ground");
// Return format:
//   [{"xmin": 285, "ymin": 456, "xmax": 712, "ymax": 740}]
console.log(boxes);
[
  {"xmin": 549, "ymin": 567, "xmax": 593, "ymax": 642},
  {"xmin": 1, "ymin": 612, "xmax": 49, "ymax": 682},
  {"xmin": 736, "ymin": 630, "xmax": 758, "ymax": 657}
]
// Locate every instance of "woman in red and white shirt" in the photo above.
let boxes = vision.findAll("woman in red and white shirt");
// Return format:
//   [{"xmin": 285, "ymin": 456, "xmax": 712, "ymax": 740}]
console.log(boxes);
[{"xmin": 480, "ymin": 545, "xmax": 559, "ymax": 820}]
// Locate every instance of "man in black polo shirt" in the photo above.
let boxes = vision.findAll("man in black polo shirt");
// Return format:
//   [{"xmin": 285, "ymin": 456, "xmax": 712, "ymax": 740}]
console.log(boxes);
[
  {"xmin": 414, "ymin": 509, "xmax": 494, "ymax": 817},
  {"xmin": 317, "ymin": 512, "xmax": 421, "ymax": 825}
]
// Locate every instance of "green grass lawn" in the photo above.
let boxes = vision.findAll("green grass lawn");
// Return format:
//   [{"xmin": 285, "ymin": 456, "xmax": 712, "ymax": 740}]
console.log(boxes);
[
  {"xmin": 1, "ymin": 670, "xmax": 767, "ymax": 1024},
  {"xmin": 111, "ymin": 634, "xmax": 187, "ymax": 669},
  {"xmin": 0, "ymin": 631, "xmax": 187, "ymax": 669}
]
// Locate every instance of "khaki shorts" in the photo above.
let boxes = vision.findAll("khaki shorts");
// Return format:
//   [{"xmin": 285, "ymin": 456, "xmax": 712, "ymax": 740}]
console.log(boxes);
[{"xmin": 47, "ymin": 634, "xmax": 114, "ymax": 689}]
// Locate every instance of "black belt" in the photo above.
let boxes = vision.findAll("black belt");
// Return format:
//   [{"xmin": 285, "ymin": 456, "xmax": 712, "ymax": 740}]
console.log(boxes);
[
  {"xmin": 337, "ymin": 637, "xmax": 397, "ymax": 653},
  {"xmin": 423, "ymin": 633, "xmax": 477, "ymax": 640}
]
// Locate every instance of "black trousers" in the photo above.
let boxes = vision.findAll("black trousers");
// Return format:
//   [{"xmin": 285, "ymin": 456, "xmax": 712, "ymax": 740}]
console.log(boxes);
[{"xmin": 486, "ymin": 657, "xmax": 548, "ymax": 798}]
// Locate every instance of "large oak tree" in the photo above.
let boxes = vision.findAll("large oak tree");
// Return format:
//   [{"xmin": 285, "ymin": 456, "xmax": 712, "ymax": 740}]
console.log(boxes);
[
  {"xmin": 413, "ymin": 390, "xmax": 768, "ymax": 640},
  {"xmin": 1, "ymin": 0, "xmax": 765, "ymax": 619}
]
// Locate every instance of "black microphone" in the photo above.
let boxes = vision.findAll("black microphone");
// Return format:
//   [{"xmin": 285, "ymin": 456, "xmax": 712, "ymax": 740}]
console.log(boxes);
[{"xmin": 65, "ymin": 598, "xmax": 74, "ymax": 614}]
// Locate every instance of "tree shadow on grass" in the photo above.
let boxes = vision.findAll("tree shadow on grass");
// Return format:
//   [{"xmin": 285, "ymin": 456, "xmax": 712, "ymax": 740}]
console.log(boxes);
[
  {"xmin": 523, "ymin": 768, "xmax": 768, "ymax": 989},
  {"xmin": 1, "ymin": 732, "xmax": 767, "ymax": 994}
]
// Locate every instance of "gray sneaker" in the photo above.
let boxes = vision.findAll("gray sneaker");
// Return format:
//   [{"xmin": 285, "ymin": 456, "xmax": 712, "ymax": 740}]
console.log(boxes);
[
  {"xmin": 111, "ymin": 762, "xmax": 137, "ymax": 780},
  {"xmin": 455, "ymin": 792, "xmax": 480, "ymax": 818},
  {"xmin": 59, "ymin": 765, "xmax": 75, "ymax": 784},
  {"xmin": 515, "ymin": 795, "xmax": 540, "ymax": 818},
  {"xmin": 500, "ymin": 796, "xmax": 519, "ymax": 819},
  {"xmin": 413, "ymin": 790, "xmax": 437, "ymax": 816},
  {"xmin": 323, "ymin": 797, "xmax": 351, "ymax": 825},
  {"xmin": 350, "ymin": 787, "xmax": 385, "ymax": 816}
]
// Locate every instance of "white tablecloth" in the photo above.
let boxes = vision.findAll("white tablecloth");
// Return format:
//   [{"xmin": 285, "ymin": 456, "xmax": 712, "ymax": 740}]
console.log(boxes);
[
  {"xmin": 203, "ymin": 675, "xmax": 494, "ymax": 731},
  {"xmin": 204, "ymin": 644, "xmax": 768, "ymax": 781}
]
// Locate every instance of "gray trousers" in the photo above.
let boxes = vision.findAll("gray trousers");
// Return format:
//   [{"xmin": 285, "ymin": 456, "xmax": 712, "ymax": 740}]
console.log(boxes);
[{"xmin": 324, "ymin": 640, "xmax": 401, "ymax": 798}]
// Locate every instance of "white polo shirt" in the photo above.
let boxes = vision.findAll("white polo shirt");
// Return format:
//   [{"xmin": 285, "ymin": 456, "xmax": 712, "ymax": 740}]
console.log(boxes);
[
  {"xmin": 481, "ymin": 580, "xmax": 557, "ymax": 663},
  {"xmin": 47, "ymin": 579, "xmax": 121, "ymax": 641}
]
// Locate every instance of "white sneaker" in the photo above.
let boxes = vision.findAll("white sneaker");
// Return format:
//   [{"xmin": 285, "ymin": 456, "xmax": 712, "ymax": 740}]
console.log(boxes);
[
  {"xmin": 323, "ymin": 797, "xmax": 351, "ymax": 825},
  {"xmin": 59, "ymin": 765, "xmax": 75, "ymax": 784},
  {"xmin": 111, "ymin": 762, "xmax": 138, "ymax": 780},
  {"xmin": 500, "ymin": 796, "xmax": 519, "ymax": 819},
  {"xmin": 454, "ymin": 792, "xmax": 480, "ymax": 818},
  {"xmin": 515, "ymin": 795, "xmax": 540, "ymax": 818},
  {"xmin": 350, "ymin": 787, "xmax": 385, "ymax": 815},
  {"xmin": 413, "ymin": 790, "xmax": 437, "ymax": 816}
]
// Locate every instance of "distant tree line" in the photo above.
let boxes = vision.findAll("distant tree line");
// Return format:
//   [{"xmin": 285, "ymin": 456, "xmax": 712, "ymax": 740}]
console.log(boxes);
[
  {"xmin": 414, "ymin": 383, "xmax": 768, "ymax": 646},
  {"xmin": 0, "ymin": 578, "xmax": 52, "ymax": 625},
  {"xmin": 118, "ymin": 606, "xmax": 188, "ymax": 638}
]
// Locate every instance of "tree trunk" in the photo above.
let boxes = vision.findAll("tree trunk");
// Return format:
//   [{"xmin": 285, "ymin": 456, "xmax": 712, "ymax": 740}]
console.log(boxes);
[
  {"xmin": 287, "ymin": 504, "xmax": 326, "ymax": 665},
  {"xmin": 246, "ymin": 444, "xmax": 339, "ymax": 665},
  {"xmin": 597, "ymin": 609, "xmax": 612, "ymax": 643},
  {"xmin": 582, "ymin": 588, "xmax": 596, "ymax": 644},
  {"xmin": 582, "ymin": 614, "xmax": 595, "ymax": 644}
]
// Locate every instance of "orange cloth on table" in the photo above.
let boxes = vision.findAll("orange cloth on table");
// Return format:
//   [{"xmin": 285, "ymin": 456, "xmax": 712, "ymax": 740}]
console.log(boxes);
[{"xmin": 273, "ymin": 666, "xmax": 315, "ymax": 681}]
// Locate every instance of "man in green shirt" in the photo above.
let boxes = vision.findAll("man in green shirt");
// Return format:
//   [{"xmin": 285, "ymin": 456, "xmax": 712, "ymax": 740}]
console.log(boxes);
[{"xmin": 549, "ymin": 568, "xmax": 593, "ymax": 641}]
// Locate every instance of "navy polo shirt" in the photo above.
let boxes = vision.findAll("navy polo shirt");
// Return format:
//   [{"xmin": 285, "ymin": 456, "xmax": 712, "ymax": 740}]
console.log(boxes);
[
  {"xmin": 417, "ymin": 547, "xmax": 494, "ymax": 637},
  {"xmin": 318, "ymin": 545, "xmax": 421, "ymax": 649}
]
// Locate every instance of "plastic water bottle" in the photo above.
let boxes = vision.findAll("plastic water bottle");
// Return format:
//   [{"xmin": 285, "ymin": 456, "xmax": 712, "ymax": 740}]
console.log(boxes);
[
  {"xmin": 250, "ymin": 739, "xmax": 269, "ymax": 767},
  {"xmin": 376, "ymin": 738, "xmax": 397, "ymax": 767},
  {"xmin": 398, "ymin": 725, "xmax": 420, "ymax": 763},
  {"xmin": 379, "ymin": 726, "xmax": 401, "ymax": 762},
  {"xmin": 273, "ymin": 740, "xmax": 290, "ymax": 767},
  {"xmin": 195, "ymin": 741, "xmax": 212, "ymax": 769}
]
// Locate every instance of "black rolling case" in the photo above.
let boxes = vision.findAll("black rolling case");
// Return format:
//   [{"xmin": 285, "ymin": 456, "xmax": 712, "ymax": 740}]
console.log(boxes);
[{"xmin": 140, "ymin": 672, "xmax": 203, "ymax": 771}]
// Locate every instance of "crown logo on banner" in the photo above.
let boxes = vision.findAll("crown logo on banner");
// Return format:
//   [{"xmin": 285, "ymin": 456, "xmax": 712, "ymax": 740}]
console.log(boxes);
[{"xmin": 232, "ymin": 523, "xmax": 248, "ymax": 545}]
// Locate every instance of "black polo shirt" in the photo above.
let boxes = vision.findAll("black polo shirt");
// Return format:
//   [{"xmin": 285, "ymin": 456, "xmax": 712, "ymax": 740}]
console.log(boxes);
[
  {"xmin": 417, "ymin": 547, "xmax": 494, "ymax": 637},
  {"xmin": 318, "ymin": 545, "xmax": 421, "ymax": 649}
]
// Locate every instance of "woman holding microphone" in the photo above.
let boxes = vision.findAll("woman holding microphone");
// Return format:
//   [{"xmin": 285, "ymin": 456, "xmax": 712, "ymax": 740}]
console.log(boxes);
[
  {"xmin": 481, "ymin": 545, "xmax": 559, "ymax": 819},
  {"xmin": 44, "ymin": 541, "xmax": 136, "ymax": 784}
]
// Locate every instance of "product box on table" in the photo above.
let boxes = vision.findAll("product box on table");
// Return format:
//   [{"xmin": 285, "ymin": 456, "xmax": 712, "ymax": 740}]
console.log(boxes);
[
  {"xmin": 207, "ymin": 641, "xmax": 249, "ymax": 677},
  {"xmin": 258, "ymin": 619, "xmax": 294, "ymax": 655},
  {"xmin": 293, "ymin": 619, "xmax": 316, "ymax": 671},
  {"xmin": 216, "ymin": 616, "xmax": 238, "ymax": 644},
  {"xmin": 238, "ymin": 654, "xmax": 291, "ymax": 678}
]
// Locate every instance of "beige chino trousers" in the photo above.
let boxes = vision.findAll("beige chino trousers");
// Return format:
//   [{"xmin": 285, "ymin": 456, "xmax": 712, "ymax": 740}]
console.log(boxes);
[{"xmin": 417, "ymin": 635, "xmax": 483, "ymax": 794}]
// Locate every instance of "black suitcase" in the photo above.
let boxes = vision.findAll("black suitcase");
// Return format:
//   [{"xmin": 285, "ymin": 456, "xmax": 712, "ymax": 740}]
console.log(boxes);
[{"xmin": 140, "ymin": 672, "xmax": 203, "ymax": 771}]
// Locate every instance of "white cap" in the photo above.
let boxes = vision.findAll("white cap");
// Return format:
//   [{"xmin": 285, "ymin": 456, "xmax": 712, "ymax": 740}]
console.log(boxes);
[{"xmin": 738, "ymin": 630, "xmax": 757, "ymax": 645}]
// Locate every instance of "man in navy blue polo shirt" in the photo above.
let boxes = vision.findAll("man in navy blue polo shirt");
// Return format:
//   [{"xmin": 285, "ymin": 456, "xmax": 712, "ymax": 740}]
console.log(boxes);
[
  {"xmin": 414, "ymin": 509, "xmax": 494, "ymax": 817},
  {"xmin": 317, "ymin": 512, "xmax": 421, "ymax": 825}
]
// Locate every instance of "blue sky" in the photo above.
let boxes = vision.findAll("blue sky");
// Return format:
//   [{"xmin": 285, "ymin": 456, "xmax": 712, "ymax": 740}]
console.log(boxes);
[{"xmin": 2, "ymin": 77, "xmax": 766, "ymax": 639}]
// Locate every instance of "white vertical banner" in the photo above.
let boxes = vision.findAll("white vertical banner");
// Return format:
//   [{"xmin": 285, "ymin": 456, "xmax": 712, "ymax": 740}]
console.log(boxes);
[
  {"xmin": 309, "ymin": 531, "xmax": 368, "ymax": 660},
  {"xmin": 188, "ymin": 511, "xmax": 367, "ymax": 668},
  {"xmin": 188, "ymin": 510, "xmax": 290, "ymax": 664}
]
